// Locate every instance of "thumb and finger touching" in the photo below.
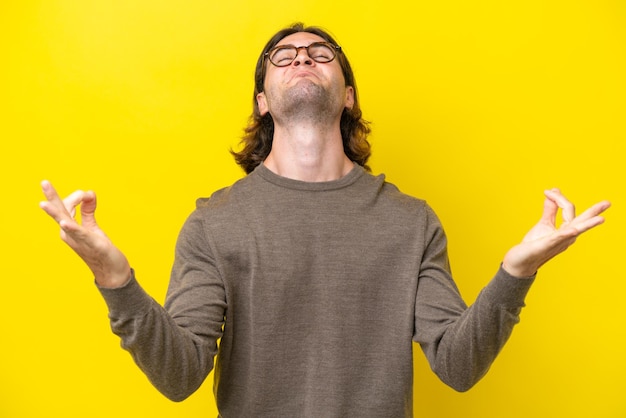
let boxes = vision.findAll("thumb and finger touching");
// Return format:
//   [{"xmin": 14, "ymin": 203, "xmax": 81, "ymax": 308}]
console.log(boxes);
[
  {"xmin": 40, "ymin": 181, "xmax": 131, "ymax": 286},
  {"xmin": 505, "ymin": 190, "xmax": 610, "ymax": 277}
]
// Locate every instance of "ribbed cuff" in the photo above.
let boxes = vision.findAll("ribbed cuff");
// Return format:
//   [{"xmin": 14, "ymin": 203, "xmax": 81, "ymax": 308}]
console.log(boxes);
[
  {"xmin": 96, "ymin": 269, "xmax": 154, "ymax": 317},
  {"xmin": 482, "ymin": 265, "xmax": 536, "ymax": 308}
]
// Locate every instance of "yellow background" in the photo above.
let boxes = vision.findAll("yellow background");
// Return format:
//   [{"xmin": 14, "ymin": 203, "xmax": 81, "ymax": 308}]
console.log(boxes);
[{"xmin": 1, "ymin": 1, "xmax": 624, "ymax": 417}]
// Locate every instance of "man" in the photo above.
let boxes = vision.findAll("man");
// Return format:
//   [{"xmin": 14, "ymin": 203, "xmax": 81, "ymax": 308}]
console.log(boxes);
[{"xmin": 40, "ymin": 23, "xmax": 610, "ymax": 417}]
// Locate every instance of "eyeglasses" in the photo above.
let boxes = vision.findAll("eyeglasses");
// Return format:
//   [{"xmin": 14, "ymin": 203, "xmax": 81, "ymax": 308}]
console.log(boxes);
[{"xmin": 265, "ymin": 42, "xmax": 341, "ymax": 67}]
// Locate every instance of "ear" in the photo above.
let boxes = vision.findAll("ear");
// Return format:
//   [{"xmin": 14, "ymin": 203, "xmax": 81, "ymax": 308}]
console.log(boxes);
[
  {"xmin": 344, "ymin": 86, "xmax": 355, "ymax": 110},
  {"xmin": 257, "ymin": 92, "xmax": 269, "ymax": 116}
]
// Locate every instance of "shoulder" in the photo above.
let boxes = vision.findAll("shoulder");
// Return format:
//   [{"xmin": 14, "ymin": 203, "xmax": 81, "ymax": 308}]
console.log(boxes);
[
  {"xmin": 364, "ymin": 170, "xmax": 446, "ymax": 230},
  {"xmin": 195, "ymin": 172, "xmax": 260, "ymax": 210},
  {"xmin": 176, "ymin": 173, "xmax": 260, "ymax": 242},
  {"xmin": 362, "ymin": 170, "xmax": 428, "ymax": 211},
  {"xmin": 353, "ymin": 171, "xmax": 447, "ymax": 246}
]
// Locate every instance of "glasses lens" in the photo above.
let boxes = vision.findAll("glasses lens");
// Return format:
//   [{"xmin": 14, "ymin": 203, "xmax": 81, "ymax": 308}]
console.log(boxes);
[
  {"xmin": 308, "ymin": 43, "xmax": 335, "ymax": 63},
  {"xmin": 269, "ymin": 46, "xmax": 297, "ymax": 66}
]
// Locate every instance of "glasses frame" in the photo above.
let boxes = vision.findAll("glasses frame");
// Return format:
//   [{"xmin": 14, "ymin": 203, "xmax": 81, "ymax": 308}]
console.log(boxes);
[{"xmin": 264, "ymin": 42, "xmax": 342, "ymax": 67}]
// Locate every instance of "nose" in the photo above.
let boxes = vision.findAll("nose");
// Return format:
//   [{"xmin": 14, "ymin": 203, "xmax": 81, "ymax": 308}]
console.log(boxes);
[{"xmin": 292, "ymin": 46, "xmax": 314, "ymax": 66}]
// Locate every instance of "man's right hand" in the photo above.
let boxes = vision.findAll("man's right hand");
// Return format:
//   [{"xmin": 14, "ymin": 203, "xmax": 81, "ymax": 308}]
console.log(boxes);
[{"xmin": 40, "ymin": 180, "xmax": 131, "ymax": 288}]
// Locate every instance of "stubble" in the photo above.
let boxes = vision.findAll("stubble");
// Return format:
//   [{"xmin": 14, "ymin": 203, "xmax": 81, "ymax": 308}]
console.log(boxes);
[{"xmin": 267, "ymin": 78, "xmax": 344, "ymax": 125}]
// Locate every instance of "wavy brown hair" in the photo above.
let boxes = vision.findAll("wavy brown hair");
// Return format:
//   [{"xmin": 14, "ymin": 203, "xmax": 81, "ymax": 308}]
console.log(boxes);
[{"xmin": 231, "ymin": 23, "xmax": 372, "ymax": 174}]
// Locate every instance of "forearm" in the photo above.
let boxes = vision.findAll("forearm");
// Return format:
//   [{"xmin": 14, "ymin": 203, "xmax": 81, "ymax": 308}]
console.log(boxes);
[
  {"xmin": 420, "ymin": 267, "xmax": 535, "ymax": 391},
  {"xmin": 98, "ymin": 270, "xmax": 219, "ymax": 401}
]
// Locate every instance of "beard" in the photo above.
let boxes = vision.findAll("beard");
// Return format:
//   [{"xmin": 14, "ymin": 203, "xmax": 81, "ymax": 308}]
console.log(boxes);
[{"xmin": 266, "ymin": 79, "xmax": 344, "ymax": 125}]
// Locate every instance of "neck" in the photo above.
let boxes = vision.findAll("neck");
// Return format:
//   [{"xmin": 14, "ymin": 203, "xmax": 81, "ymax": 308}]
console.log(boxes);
[{"xmin": 263, "ymin": 122, "xmax": 353, "ymax": 182}]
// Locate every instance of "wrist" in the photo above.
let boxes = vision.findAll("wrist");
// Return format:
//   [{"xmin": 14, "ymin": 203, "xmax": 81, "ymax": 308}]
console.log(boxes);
[
  {"xmin": 502, "ymin": 262, "xmax": 536, "ymax": 279},
  {"xmin": 94, "ymin": 265, "xmax": 132, "ymax": 289}
]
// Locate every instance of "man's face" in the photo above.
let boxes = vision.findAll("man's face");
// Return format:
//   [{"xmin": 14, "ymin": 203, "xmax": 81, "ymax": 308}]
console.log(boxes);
[{"xmin": 256, "ymin": 32, "xmax": 354, "ymax": 120}]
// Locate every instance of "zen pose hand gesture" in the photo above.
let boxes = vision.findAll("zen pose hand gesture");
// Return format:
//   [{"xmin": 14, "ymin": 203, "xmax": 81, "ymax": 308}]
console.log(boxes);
[
  {"xmin": 502, "ymin": 188, "xmax": 610, "ymax": 278},
  {"xmin": 41, "ymin": 180, "xmax": 609, "ymax": 283},
  {"xmin": 40, "ymin": 180, "xmax": 131, "ymax": 288}
]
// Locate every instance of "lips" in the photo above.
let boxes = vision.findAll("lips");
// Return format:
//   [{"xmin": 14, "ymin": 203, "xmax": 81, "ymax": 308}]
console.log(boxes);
[{"xmin": 289, "ymin": 71, "xmax": 318, "ymax": 82}]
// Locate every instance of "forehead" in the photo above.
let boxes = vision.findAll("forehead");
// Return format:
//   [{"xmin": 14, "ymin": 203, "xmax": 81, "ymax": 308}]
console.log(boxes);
[{"xmin": 276, "ymin": 32, "xmax": 327, "ymax": 47}]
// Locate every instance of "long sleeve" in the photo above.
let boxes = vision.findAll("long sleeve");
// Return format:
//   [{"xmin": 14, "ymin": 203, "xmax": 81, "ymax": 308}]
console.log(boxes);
[
  {"xmin": 413, "ymin": 205, "xmax": 535, "ymax": 392},
  {"xmin": 97, "ymin": 209, "xmax": 226, "ymax": 401}
]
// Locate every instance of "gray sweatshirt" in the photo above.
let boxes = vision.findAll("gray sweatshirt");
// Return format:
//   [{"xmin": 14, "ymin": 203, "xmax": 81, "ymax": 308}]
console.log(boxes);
[{"xmin": 99, "ymin": 163, "xmax": 534, "ymax": 417}]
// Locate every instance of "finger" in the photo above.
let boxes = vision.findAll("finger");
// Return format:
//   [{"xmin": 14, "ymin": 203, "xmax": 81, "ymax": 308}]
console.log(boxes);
[
  {"xmin": 40, "ymin": 180, "xmax": 66, "ymax": 211},
  {"xmin": 568, "ymin": 200, "xmax": 611, "ymax": 231},
  {"xmin": 560, "ymin": 216, "xmax": 604, "ymax": 238},
  {"xmin": 540, "ymin": 193, "xmax": 559, "ymax": 225},
  {"xmin": 80, "ymin": 191, "xmax": 98, "ymax": 229},
  {"xmin": 40, "ymin": 181, "xmax": 89, "ymax": 227},
  {"xmin": 544, "ymin": 188, "xmax": 576, "ymax": 223},
  {"xmin": 575, "ymin": 200, "xmax": 611, "ymax": 219},
  {"xmin": 40, "ymin": 181, "xmax": 72, "ymax": 223},
  {"xmin": 587, "ymin": 200, "xmax": 611, "ymax": 216},
  {"xmin": 63, "ymin": 190, "xmax": 89, "ymax": 218}
]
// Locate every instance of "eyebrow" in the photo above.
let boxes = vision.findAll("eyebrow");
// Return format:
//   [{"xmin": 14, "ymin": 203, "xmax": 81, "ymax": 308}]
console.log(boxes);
[
  {"xmin": 275, "ymin": 43, "xmax": 314, "ymax": 48},
  {"xmin": 275, "ymin": 40, "xmax": 326, "ymax": 48}
]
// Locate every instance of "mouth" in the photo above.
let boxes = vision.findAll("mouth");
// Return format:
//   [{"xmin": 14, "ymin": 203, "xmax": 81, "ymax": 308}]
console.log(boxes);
[{"xmin": 290, "ymin": 71, "xmax": 318, "ymax": 82}]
